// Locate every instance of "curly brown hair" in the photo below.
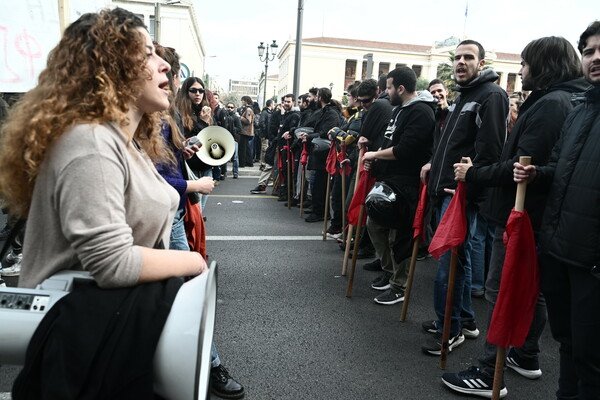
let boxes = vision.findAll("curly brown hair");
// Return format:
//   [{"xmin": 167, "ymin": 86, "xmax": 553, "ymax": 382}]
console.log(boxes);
[{"xmin": 0, "ymin": 8, "xmax": 167, "ymax": 217}]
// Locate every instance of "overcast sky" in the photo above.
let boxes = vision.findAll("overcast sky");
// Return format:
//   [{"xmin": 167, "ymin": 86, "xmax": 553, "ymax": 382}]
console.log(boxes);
[{"xmin": 193, "ymin": 0, "xmax": 596, "ymax": 89}]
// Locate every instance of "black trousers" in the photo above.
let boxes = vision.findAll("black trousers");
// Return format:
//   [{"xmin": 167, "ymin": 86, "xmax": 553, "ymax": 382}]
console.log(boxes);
[
  {"xmin": 540, "ymin": 254, "xmax": 600, "ymax": 400},
  {"xmin": 310, "ymin": 169, "xmax": 328, "ymax": 216},
  {"xmin": 238, "ymin": 135, "xmax": 252, "ymax": 167}
]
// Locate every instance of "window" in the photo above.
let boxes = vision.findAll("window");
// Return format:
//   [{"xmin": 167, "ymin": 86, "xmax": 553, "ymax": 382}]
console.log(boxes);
[
  {"xmin": 378, "ymin": 62, "xmax": 390, "ymax": 76},
  {"xmin": 412, "ymin": 65, "xmax": 422, "ymax": 78},
  {"xmin": 344, "ymin": 60, "xmax": 357, "ymax": 91}
]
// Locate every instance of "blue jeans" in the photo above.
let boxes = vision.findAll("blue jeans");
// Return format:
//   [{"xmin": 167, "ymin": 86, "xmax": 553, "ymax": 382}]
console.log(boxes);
[
  {"xmin": 199, "ymin": 169, "xmax": 212, "ymax": 212},
  {"xmin": 232, "ymin": 141, "xmax": 239, "ymax": 176},
  {"xmin": 169, "ymin": 210, "xmax": 221, "ymax": 368},
  {"xmin": 465, "ymin": 210, "xmax": 492, "ymax": 292},
  {"xmin": 433, "ymin": 195, "xmax": 477, "ymax": 336}
]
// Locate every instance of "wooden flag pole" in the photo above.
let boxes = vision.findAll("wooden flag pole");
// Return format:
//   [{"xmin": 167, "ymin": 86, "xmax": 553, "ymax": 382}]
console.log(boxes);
[
  {"xmin": 300, "ymin": 165, "xmax": 306, "ymax": 217},
  {"xmin": 322, "ymin": 174, "xmax": 332, "ymax": 240},
  {"xmin": 286, "ymin": 140, "xmax": 292, "ymax": 210},
  {"xmin": 345, "ymin": 204, "xmax": 365, "ymax": 297},
  {"xmin": 341, "ymin": 169, "xmax": 347, "ymax": 241},
  {"xmin": 342, "ymin": 147, "xmax": 365, "ymax": 275},
  {"xmin": 491, "ymin": 156, "xmax": 531, "ymax": 399},
  {"xmin": 440, "ymin": 248, "xmax": 458, "ymax": 369},
  {"xmin": 400, "ymin": 237, "xmax": 421, "ymax": 322}
]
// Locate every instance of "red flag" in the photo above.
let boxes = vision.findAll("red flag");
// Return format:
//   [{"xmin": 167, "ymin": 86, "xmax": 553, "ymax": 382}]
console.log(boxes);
[
  {"xmin": 347, "ymin": 167, "xmax": 375, "ymax": 226},
  {"xmin": 338, "ymin": 143, "xmax": 352, "ymax": 176},
  {"xmin": 325, "ymin": 139, "xmax": 338, "ymax": 175},
  {"xmin": 412, "ymin": 183, "xmax": 428, "ymax": 240},
  {"xmin": 300, "ymin": 142, "xmax": 308, "ymax": 166},
  {"xmin": 277, "ymin": 146, "xmax": 284, "ymax": 183},
  {"xmin": 428, "ymin": 182, "xmax": 467, "ymax": 260},
  {"xmin": 487, "ymin": 209, "xmax": 540, "ymax": 348}
]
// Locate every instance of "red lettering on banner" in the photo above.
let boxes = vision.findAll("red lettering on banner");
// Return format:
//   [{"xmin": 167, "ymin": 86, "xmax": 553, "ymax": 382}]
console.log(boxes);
[
  {"xmin": 15, "ymin": 28, "xmax": 42, "ymax": 79},
  {"xmin": 0, "ymin": 26, "xmax": 21, "ymax": 83}
]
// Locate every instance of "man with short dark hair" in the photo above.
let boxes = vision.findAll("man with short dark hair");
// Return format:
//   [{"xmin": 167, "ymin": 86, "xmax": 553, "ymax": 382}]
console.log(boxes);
[
  {"xmin": 441, "ymin": 35, "xmax": 587, "ymax": 399},
  {"xmin": 514, "ymin": 21, "xmax": 600, "ymax": 400},
  {"xmin": 251, "ymin": 94, "xmax": 299, "ymax": 194},
  {"xmin": 420, "ymin": 40, "xmax": 509, "ymax": 355},
  {"xmin": 362, "ymin": 67, "xmax": 435, "ymax": 304}
]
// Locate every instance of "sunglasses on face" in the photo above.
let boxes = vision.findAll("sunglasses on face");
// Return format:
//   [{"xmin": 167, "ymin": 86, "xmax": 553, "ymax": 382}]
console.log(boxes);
[
  {"xmin": 188, "ymin": 88, "xmax": 205, "ymax": 94},
  {"xmin": 227, "ymin": 106, "xmax": 235, "ymax": 109},
  {"xmin": 358, "ymin": 96, "xmax": 374, "ymax": 104}
]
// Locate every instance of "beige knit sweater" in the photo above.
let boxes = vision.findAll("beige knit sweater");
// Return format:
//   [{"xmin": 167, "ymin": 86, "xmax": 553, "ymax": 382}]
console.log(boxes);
[{"xmin": 19, "ymin": 123, "xmax": 178, "ymax": 289}]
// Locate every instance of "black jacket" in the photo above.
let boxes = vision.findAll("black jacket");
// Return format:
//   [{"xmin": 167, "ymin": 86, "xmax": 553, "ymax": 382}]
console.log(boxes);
[
  {"xmin": 473, "ymin": 78, "xmax": 589, "ymax": 231},
  {"xmin": 258, "ymin": 108, "xmax": 273, "ymax": 139},
  {"xmin": 428, "ymin": 69, "xmax": 509, "ymax": 204},
  {"xmin": 360, "ymin": 92, "xmax": 392, "ymax": 151},
  {"xmin": 536, "ymin": 85, "xmax": 600, "ymax": 269},
  {"xmin": 265, "ymin": 110, "xmax": 300, "ymax": 165},
  {"xmin": 307, "ymin": 103, "xmax": 343, "ymax": 170},
  {"xmin": 372, "ymin": 92, "xmax": 436, "ymax": 189}
]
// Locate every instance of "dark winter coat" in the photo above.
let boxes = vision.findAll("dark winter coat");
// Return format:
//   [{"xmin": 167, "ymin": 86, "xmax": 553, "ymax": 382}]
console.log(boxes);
[
  {"xmin": 360, "ymin": 92, "xmax": 392, "ymax": 151},
  {"xmin": 536, "ymin": 85, "xmax": 600, "ymax": 270},
  {"xmin": 307, "ymin": 103, "xmax": 343, "ymax": 170},
  {"xmin": 428, "ymin": 69, "xmax": 509, "ymax": 205},
  {"xmin": 372, "ymin": 92, "xmax": 436, "ymax": 190},
  {"xmin": 473, "ymin": 78, "xmax": 589, "ymax": 231}
]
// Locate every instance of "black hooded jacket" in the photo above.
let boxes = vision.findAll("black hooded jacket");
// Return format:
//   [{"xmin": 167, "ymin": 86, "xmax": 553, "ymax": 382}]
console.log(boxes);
[
  {"xmin": 471, "ymin": 77, "xmax": 589, "ymax": 231},
  {"xmin": 535, "ymin": 85, "xmax": 600, "ymax": 269},
  {"xmin": 428, "ymin": 69, "xmax": 509, "ymax": 204}
]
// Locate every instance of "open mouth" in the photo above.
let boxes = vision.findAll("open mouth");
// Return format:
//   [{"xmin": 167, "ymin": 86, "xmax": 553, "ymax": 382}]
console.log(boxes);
[{"xmin": 159, "ymin": 81, "xmax": 169, "ymax": 92}]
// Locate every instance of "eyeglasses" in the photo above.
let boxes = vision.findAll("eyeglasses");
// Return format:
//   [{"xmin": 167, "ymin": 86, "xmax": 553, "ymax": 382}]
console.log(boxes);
[
  {"xmin": 188, "ymin": 88, "xmax": 205, "ymax": 94},
  {"xmin": 358, "ymin": 96, "xmax": 374, "ymax": 104},
  {"xmin": 227, "ymin": 106, "xmax": 235, "ymax": 109}
]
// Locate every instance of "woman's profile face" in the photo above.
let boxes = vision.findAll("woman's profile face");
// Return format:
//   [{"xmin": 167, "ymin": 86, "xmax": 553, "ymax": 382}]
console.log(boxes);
[
  {"xmin": 135, "ymin": 28, "xmax": 171, "ymax": 114},
  {"xmin": 188, "ymin": 82, "xmax": 205, "ymax": 104}
]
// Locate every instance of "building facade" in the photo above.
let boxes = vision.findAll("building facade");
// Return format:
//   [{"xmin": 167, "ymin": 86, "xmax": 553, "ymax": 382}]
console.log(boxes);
[
  {"xmin": 228, "ymin": 79, "xmax": 260, "ymax": 103},
  {"xmin": 277, "ymin": 37, "xmax": 522, "ymax": 99},
  {"xmin": 112, "ymin": 0, "xmax": 206, "ymax": 81}
]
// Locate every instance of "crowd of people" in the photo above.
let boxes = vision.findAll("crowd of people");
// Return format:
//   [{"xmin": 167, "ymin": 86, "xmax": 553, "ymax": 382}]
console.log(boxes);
[{"xmin": 0, "ymin": 7, "xmax": 599, "ymax": 400}]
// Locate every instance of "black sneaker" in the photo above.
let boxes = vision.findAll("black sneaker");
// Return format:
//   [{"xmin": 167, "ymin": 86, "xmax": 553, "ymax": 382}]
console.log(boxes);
[
  {"xmin": 441, "ymin": 366, "xmax": 507, "ymax": 398},
  {"xmin": 374, "ymin": 287, "xmax": 405, "ymax": 305},
  {"xmin": 506, "ymin": 347, "xmax": 542, "ymax": 379},
  {"xmin": 305, "ymin": 213, "xmax": 324, "ymax": 223},
  {"xmin": 250, "ymin": 186, "xmax": 266, "ymax": 194},
  {"xmin": 421, "ymin": 331, "xmax": 465, "ymax": 356},
  {"xmin": 422, "ymin": 319, "xmax": 440, "ymax": 334},
  {"xmin": 363, "ymin": 258, "xmax": 382, "ymax": 271},
  {"xmin": 472, "ymin": 288, "xmax": 485, "ymax": 298},
  {"xmin": 371, "ymin": 272, "xmax": 391, "ymax": 291},
  {"xmin": 461, "ymin": 320, "xmax": 480, "ymax": 339},
  {"xmin": 325, "ymin": 226, "xmax": 342, "ymax": 239},
  {"xmin": 210, "ymin": 364, "xmax": 245, "ymax": 399},
  {"xmin": 416, "ymin": 247, "xmax": 430, "ymax": 261}
]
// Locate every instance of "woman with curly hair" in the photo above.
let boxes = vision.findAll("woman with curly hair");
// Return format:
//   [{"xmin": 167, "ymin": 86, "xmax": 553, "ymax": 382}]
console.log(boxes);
[{"xmin": 0, "ymin": 8, "xmax": 208, "ymax": 397}]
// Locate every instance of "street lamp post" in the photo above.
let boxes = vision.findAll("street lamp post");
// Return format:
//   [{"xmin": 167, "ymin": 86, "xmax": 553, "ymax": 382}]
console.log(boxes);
[{"xmin": 258, "ymin": 40, "xmax": 278, "ymax": 108}]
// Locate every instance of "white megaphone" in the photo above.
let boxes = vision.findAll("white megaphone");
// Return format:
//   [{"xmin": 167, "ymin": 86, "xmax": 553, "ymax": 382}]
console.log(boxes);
[
  {"xmin": 0, "ymin": 262, "xmax": 218, "ymax": 400},
  {"xmin": 195, "ymin": 126, "xmax": 235, "ymax": 166}
]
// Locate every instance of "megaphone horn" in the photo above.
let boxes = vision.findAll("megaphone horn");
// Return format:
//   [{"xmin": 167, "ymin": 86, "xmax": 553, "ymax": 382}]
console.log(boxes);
[{"xmin": 196, "ymin": 126, "xmax": 235, "ymax": 167}]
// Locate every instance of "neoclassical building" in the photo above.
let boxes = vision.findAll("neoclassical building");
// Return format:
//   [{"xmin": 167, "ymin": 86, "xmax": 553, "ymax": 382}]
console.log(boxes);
[{"xmin": 277, "ymin": 37, "xmax": 522, "ymax": 99}]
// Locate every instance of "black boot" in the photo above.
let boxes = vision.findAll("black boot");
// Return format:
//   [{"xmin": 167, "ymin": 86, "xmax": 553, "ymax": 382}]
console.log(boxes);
[{"xmin": 210, "ymin": 364, "xmax": 245, "ymax": 399}]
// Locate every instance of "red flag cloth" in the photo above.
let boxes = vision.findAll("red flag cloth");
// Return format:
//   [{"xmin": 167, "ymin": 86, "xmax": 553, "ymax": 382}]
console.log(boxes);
[
  {"xmin": 347, "ymin": 169, "xmax": 375, "ymax": 226},
  {"xmin": 184, "ymin": 198, "xmax": 206, "ymax": 260},
  {"xmin": 277, "ymin": 147, "xmax": 284, "ymax": 183},
  {"xmin": 487, "ymin": 209, "xmax": 540, "ymax": 349},
  {"xmin": 338, "ymin": 143, "xmax": 352, "ymax": 176},
  {"xmin": 325, "ymin": 139, "xmax": 338, "ymax": 175},
  {"xmin": 428, "ymin": 182, "xmax": 467, "ymax": 260},
  {"xmin": 300, "ymin": 142, "xmax": 308, "ymax": 166},
  {"xmin": 412, "ymin": 183, "xmax": 428, "ymax": 240}
]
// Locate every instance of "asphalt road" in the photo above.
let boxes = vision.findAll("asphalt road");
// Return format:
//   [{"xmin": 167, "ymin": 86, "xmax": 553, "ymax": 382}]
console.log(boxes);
[{"xmin": 1, "ymin": 167, "xmax": 560, "ymax": 399}]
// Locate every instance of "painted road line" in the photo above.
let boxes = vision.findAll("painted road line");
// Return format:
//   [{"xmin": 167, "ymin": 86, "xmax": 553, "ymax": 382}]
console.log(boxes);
[{"xmin": 206, "ymin": 236, "xmax": 323, "ymax": 241}]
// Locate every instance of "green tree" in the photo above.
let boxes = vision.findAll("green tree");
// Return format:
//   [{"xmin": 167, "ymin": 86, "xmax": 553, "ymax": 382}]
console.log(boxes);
[{"xmin": 416, "ymin": 77, "xmax": 430, "ymax": 91}]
